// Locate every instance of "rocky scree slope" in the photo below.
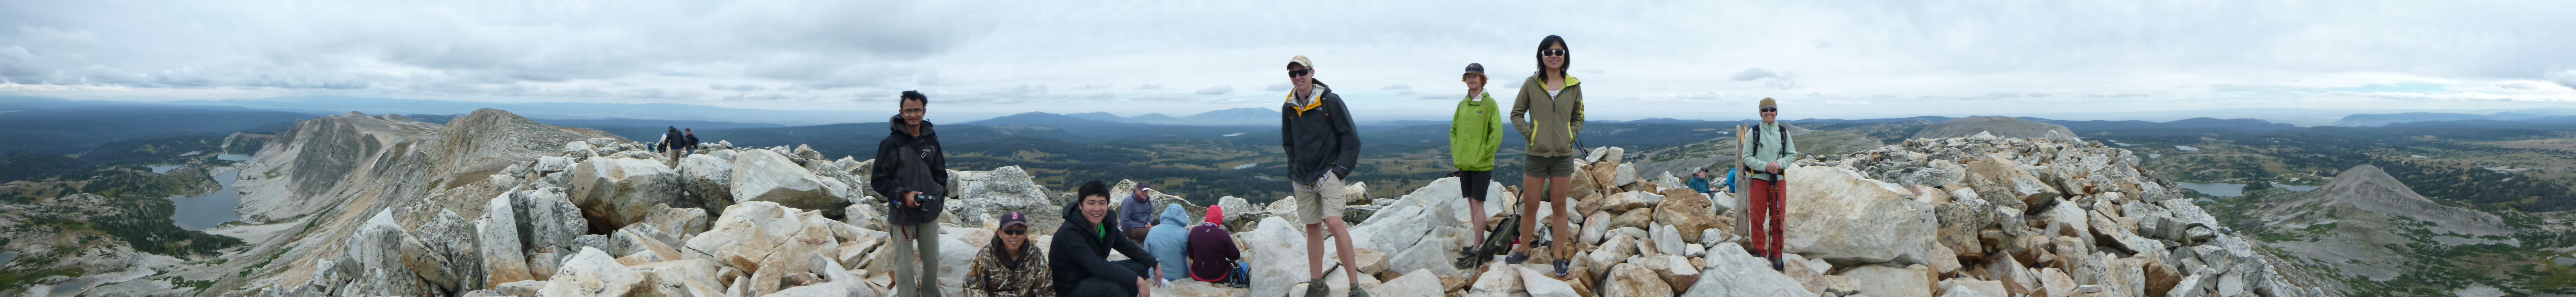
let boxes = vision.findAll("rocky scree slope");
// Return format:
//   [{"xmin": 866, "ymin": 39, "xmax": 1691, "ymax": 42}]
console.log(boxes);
[{"xmin": 136, "ymin": 108, "xmax": 2335, "ymax": 297}]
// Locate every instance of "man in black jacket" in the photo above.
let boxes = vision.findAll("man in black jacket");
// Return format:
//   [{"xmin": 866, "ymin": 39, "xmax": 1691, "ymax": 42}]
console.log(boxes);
[
  {"xmin": 872, "ymin": 90, "xmax": 951, "ymax": 297},
  {"xmin": 1279, "ymin": 55, "xmax": 1365, "ymax": 297},
  {"xmin": 1051, "ymin": 181, "xmax": 1156, "ymax": 297}
]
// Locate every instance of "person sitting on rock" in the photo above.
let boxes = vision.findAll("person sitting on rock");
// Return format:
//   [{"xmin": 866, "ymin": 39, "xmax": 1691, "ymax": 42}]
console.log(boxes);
[
  {"xmin": 1186, "ymin": 206, "xmax": 1245, "ymax": 288},
  {"xmin": 1051, "ymin": 180, "xmax": 1157, "ymax": 297},
  {"xmin": 1121, "ymin": 186, "xmax": 1157, "ymax": 242},
  {"xmin": 874, "ymin": 90, "xmax": 952, "ymax": 297},
  {"xmin": 1145, "ymin": 204, "xmax": 1192, "ymax": 283},
  {"xmin": 966, "ymin": 211, "xmax": 1052, "ymax": 297}
]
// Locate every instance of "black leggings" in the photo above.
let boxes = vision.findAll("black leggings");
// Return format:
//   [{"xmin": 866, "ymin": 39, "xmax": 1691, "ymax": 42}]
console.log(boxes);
[{"xmin": 1067, "ymin": 260, "xmax": 1154, "ymax": 297}]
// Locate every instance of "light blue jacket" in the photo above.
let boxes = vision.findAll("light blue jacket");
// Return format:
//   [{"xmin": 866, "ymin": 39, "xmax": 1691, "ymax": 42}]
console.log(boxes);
[{"xmin": 1144, "ymin": 205, "xmax": 1193, "ymax": 280}]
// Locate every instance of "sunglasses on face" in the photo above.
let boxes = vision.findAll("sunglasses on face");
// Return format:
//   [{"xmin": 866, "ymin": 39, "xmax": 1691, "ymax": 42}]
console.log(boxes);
[
  {"xmin": 1287, "ymin": 68, "xmax": 1311, "ymax": 78},
  {"xmin": 1761, "ymin": 108, "xmax": 1778, "ymax": 112},
  {"xmin": 1541, "ymin": 49, "xmax": 1568, "ymax": 57},
  {"xmin": 1002, "ymin": 229, "xmax": 1026, "ymax": 235}
]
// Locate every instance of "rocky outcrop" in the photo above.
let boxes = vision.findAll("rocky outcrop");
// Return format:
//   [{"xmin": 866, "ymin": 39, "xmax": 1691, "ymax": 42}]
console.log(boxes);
[{"xmin": 187, "ymin": 108, "xmax": 2346, "ymax": 297}]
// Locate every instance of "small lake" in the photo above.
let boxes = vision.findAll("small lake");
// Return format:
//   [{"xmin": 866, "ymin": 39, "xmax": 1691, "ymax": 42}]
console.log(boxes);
[
  {"xmin": 171, "ymin": 169, "xmax": 243, "ymax": 230},
  {"xmin": 149, "ymin": 165, "xmax": 182, "ymax": 174},
  {"xmin": 0, "ymin": 251, "xmax": 16, "ymax": 264},
  {"xmin": 1233, "ymin": 163, "xmax": 1258, "ymax": 170},
  {"xmin": 52, "ymin": 278, "xmax": 93, "ymax": 294},
  {"xmin": 2148, "ymin": 154, "xmax": 2161, "ymax": 158},
  {"xmin": 2174, "ymin": 146, "xmax": 2200, "ymax": 151},
  {"xmin": 2273, "ymin": 183, "xmax": 2320, "ymax": 192},
  {"xmin": 216, "ymin": 154, "xmax": 253, "ymax": 161},
  {"xmin": 2174, "ymin": 182, "xmax": 2245, "ymax": 197}
]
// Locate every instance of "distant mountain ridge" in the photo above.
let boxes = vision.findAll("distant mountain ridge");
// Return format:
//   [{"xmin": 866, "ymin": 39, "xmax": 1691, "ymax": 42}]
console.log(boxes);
[{"xmin": 1038, "ymin": 107, "xmax": 1279, "ymax": 125}]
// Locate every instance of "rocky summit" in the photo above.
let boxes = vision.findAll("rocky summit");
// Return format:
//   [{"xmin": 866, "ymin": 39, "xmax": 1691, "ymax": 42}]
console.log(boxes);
[{"xmin": 10, "ymin": 108, "xmax": 2342, "ymax": 297}]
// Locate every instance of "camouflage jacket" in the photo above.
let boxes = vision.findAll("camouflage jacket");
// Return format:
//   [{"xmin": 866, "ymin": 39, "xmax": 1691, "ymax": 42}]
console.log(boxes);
[{"xmin": 966, "ymin": 241, "xmax": 1053, "ymax": 297}]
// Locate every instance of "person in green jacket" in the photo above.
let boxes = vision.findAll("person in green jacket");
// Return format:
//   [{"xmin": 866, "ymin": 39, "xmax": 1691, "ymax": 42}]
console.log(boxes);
[
  {"xmin": 1740, "ymin": 97, "xmax": 1798, "ymax": 271},
  {"xmin": 1450, "ymin": 63, "xmax": 1503, "ymax": 246},
  {"xmin": 1509, "ymin": 35, "xmax": 1583, "ymax": 277}
]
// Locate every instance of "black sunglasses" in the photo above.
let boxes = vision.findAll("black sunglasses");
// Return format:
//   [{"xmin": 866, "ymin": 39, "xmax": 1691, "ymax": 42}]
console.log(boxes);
[
  {"xmin": 1761, "ymin": 108, "xmax": 1778, "ymax": 112},
  {"xmin": 1002, "ymin": 229, "xmax": 1026, "ymax": 235},
  {"xmin": 1288, "ymin": 68, "xmax": 1311, "ymax": 78},
  {"xmin": 1541, "ymin": 49, "xmax": 1568, "ymax": 56}
]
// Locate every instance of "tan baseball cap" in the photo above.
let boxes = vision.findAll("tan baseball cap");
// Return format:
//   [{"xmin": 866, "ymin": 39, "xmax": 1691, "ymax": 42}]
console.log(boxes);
[{"xmin": 1287, "ymin": 55, "xmax": 1314, "ymax": 70}]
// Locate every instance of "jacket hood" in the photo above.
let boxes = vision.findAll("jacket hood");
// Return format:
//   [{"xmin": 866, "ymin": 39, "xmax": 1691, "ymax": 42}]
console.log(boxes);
[
  {"xmin": 1204, "ymin": 206, "xmax": 1224, "ymax": 225},
  {"xmin": 1158, "ymin": 204, "xmax": 1187, "ymax": 226},
  {"xmin": 887, "ymin": 116, "xmax": 938, "ymax": 137},
  {"xmin": 1286, "ymin": 81, "xmax": 1335, "ymax": 114}
]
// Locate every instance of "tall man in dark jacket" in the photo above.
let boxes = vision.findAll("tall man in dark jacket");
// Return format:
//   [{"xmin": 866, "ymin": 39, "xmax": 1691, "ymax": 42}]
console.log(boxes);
[
  {"xmin": 1279, "ymin": 55, "xmax": 1366, "ymax": 297},
  {"xmin": 1051, "ymin": 181, "xmax": 1156, "ymax": 297},
  {"xmin": 873, "ymin": 90, "xmax": 952, "ymax": 297}
]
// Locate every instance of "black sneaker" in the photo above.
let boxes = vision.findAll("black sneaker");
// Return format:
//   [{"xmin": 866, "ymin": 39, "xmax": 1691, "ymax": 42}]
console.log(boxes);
[
  {"xmin": 1504, "ymin": 252, "xmax": 1530, "ymax": 265},
  {"xmin": 1552, "ymin": 259, "xmax": 1572, "ymax": 277},
  {"xmin": 1771, "ymin": 257, "xmax": 1786, "ymax": 272}
]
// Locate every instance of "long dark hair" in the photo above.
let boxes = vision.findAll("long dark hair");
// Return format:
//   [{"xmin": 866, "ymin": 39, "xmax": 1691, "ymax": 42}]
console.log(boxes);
[{"xmin": 1535, "ymin": 35, "xmax": 1570, "ymax": 77}]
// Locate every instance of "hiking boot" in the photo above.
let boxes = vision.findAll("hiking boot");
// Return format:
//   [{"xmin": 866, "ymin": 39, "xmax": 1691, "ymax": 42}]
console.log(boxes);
[
  {"xmin": 1350, "ymin": 287, "xmax": 1371, "ymax": 297},
  {"xmin": 1303, "ymin": 277, "xmax": 1330, "ymax": 297},
  {"xmin": 1770, "ymin": 257, "xmax": 1786, "ymax": 271},
  {"xmin": 1504, "ymin": 252, "xmax": 1530, "ymax": 265}
]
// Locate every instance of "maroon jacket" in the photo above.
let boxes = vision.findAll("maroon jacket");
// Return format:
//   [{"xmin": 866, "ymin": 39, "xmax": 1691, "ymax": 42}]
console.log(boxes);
[{"xmin": 1185, "ymin": 222, "xmax": 1239, "ymax": 282}]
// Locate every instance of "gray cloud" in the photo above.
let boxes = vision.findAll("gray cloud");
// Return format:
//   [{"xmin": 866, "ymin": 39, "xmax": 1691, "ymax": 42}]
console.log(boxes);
[
  {"xmin": 1729, "ymin": 68, "xmax": 1800, "ymax": 89},
  {"xmin": 1195, "ymin": 85, "xmax": 1233, "ymax": 95},
  {"xmin": 2549, "ymin": 70, "xmax": 2576, "ymax": 89}
]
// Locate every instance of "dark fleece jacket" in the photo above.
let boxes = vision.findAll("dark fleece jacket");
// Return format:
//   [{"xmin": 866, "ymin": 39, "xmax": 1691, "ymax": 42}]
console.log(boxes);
[
  {"xmin": 1049, "ymin": 198, "xmax": 1158, "ymax": 296},
  {"xmin": 872, "ymin": 116, "xmax": 949, "ymax": 225}
]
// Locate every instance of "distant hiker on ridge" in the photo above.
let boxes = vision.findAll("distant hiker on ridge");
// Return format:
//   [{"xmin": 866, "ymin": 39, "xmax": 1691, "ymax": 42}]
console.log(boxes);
[
  {"xmin": 874, "ymin": 90, "xmax": 953, "ymax": 297},
  {"xmin": 1450, "ymin": 62, "xmax": 1503, "ymax": 256},
  {"xmin": 682, "ymin": 128, "xmax": 700, "ymax": 155},
  {"xmin": 1279, "ymin": 55, "xmax": 1367, "ymax": 297},
  {"xmin": 1740, "ymin": 97, "xmax": 1798, "ymax": 271},
  {"xmin": 1508, "ymin": 35, "xmax": 1583, "ymax": 277}
]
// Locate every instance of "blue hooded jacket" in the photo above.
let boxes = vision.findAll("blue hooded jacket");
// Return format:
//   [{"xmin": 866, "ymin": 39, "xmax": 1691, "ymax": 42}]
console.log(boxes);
[{"xmin": 1144, "ymin": 205, "xmax": 1193, "ymax": 280}]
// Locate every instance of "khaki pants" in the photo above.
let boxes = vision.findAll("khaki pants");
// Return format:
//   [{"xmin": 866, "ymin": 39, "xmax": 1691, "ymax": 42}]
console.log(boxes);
[{"xmin": 887, "ymin": 222, "xmax": 942, "ymax": 297}]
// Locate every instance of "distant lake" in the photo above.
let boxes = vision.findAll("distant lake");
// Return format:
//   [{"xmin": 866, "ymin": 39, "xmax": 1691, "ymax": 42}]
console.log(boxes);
[
  {"xmin": 171, "ymin": 169, "xmax": 243, "ymax": 230},
  {"xmin": 2174, "ymin": 182, "xmax": 2245, "ymax": 197},
  {"xmin": 2174, "ymin": 146, "xmax": 2200, "ymax": 151},
  {"xmin": 216, "ymin": 154, "xmax": 253, "ymax": 161},
  {"xmin": 2148, "ymin": 154, "xmax": 2161, "ymax": 158},
  {"xmin": 150, "ymin": 165, "xmax": 182, "ymax": 174},
  {"xmin": 0, "ymin": 251, "xmax": 15, "ymax": 264}
]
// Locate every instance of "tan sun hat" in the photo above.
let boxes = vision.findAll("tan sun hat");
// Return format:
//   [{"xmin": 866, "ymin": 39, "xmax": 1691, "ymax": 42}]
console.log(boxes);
[{"xmin": 1287, "ymin": 55, "xmax": 1314, "ymax": 70}]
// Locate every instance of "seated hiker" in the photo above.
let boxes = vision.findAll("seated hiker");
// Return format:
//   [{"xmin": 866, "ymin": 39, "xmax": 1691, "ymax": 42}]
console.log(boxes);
[
  {"xmin": 1050, "ymin": 181, "xmax": 1157, "ymax": 297},
  {"xmin": 1145, "ymin": 204, "xmax": 1192, "ymax": 282},
  {"xmin": 1187, "ymin": 206, "xmax": 1245, "ymax": 288},
  {"xmin": 1121, "ymin": 186, "xmax": 1157, "ymax": 242},
  {"xmin": 966, "ymin": 212, "xmax": 1051, "ymax": 297}
]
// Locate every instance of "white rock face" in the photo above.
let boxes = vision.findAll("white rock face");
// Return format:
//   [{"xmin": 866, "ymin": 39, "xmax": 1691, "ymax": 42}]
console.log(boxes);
[
  {"xmin": 1783, "ymin": 165, "xmax": 1941, "ymax": 265},
  {"xmin": 480, "ymin": 194, "xmax": 534, "ymax": 288},
  {"xmin": 945, "ymin": 166, "xmax": 1058, "ymax": 232},
  {"xmin": 1680, "ymin": 243, "xmax": 1816, "ymax": 297},
  {"xmin": 1373, "ymin": 269, "xmax": 1447, "ymax": 297},
  {"xmin": 677, "ymin": 154, "xmax": 735, "ymax": 211},
  {"xmin": 1245, "ymin": 217, "xmax": 1314, "ymax": 297},
  {"xmin": 730, "ymin": 149, "xmax": 854, "ymax": 214},
  {"xmin": 539, "ymin": 248, "xmax": 647, "ymax": 297},
  {"xmin": 1840, "ymin": 264, "xmax": 1934, "ymax": 297},
  {"xmin": 566, "ymin": 156, "xmax": 685, "ymax": 232}
]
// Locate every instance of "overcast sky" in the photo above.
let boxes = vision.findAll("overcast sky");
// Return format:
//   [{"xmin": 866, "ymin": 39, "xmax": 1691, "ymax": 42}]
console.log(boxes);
[{"xmin": 5, "ymin": 0, "xmax": 2576, "ymax": 122}]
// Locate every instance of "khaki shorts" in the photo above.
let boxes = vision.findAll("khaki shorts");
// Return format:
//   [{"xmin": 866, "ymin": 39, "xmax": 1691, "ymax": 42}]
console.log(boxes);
[
  {"xmin": 1524, "ymin": 154, "xmax": 1575, "ymax": 177},
  {"xmin": 1290, "ymin": 174, "xmax": 1353, "ymax": 225}
]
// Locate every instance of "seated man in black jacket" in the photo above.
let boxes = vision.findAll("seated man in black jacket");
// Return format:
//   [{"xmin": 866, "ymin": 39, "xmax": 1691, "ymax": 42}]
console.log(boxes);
[{"xmin": 1050, "ymin": 180, "xmax": 1156, "ymax": 297}]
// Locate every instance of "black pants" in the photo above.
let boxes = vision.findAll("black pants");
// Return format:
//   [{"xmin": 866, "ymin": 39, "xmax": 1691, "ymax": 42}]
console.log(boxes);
[
  {"xmin": 1460, "ymin": 169, "xmax": 1491, "ymax": 201},
  {"xmin": 1068, "ymin": 260, "xmax": 1153, "ymax": 297}
]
